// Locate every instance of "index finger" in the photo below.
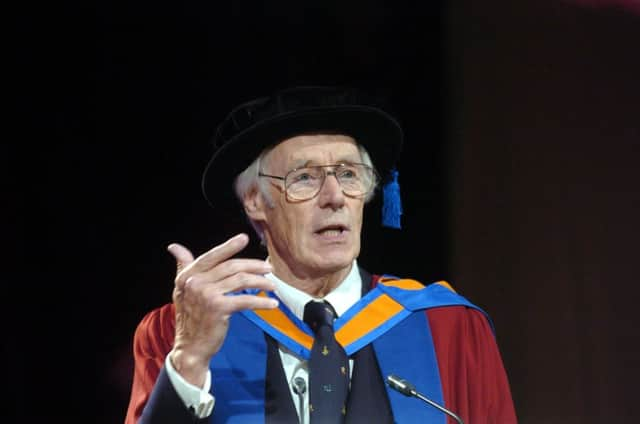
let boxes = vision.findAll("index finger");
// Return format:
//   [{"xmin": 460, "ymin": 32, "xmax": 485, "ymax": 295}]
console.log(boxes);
[{"xmin": 189, "ymin": 233, "xmax": 250, "ymax": 273}]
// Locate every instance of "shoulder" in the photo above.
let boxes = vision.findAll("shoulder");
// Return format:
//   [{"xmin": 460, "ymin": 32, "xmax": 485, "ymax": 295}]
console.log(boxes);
[
  {"xmin": 136, "ymin": 303, "xmax": 176, "ymax": 334},
  {"xmin": 371, "ymin": 274, "xmax": 494, "ymax": 331},
  {"xmin": 133, "ymin": 303, "xmax": 176, "ymax": 357},
  {"xmin": 426, "ymin": 304, "xmax": 494, "ymax": 335}
]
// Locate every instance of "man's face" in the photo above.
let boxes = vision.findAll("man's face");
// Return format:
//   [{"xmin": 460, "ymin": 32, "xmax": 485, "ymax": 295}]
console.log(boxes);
[{"xmin": 248, "ymin": 134, "xmax": 366, "ymax": 280}]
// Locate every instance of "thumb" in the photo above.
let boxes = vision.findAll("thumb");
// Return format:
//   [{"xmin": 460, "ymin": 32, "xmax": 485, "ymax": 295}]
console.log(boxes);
[{"xmin": 167, "ymin": 243, "xmax": 195, "ymax": 272}]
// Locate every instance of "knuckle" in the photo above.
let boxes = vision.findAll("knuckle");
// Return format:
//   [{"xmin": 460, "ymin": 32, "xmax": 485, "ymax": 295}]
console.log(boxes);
[
  {"xmin": 205, "ymin": 296, "xmax": 219, "ymax": 310},
  {"xmin": 181, "ymin": 275, "xmax": 203, "ymax": 295},
  {"xmin": 224, "ymin": 259, "xmax": 241, "ymax": 275},
  {"xmin": 174, "ymin": 265, "xmax": 192, "ymax": 285},
  {"xmin": 205, "ymin": 292, "xmax": 225, "ymax": 310},
  {"xmin": 235, "ymin": 272, "xmax": 250, "ymax": 285},
  {"xmin": 172, "ymin": 288, "xmax": 181, "ymax": 303},
  {"xmin": 174, "ymin": 272, "xmax": 187, "ymax": 286},
  {"xmin": 185, "ymin": 275, "xmax": 197, "ymax": 288}
]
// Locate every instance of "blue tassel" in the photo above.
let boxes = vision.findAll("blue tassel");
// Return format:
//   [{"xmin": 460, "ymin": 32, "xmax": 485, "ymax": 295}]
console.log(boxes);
[{"xmin": 382, "ymin": 169, "xmax": 402, "ymax": 229}]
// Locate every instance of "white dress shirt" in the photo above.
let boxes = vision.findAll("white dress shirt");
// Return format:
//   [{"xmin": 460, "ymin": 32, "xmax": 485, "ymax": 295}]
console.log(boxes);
[{"xmin": 165, "ymin": 260, "xmax": 363, "ymax": 423}]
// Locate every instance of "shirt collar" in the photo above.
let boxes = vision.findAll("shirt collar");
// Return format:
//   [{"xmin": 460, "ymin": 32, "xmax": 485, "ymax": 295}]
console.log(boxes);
[{"xmin": 265, "ymin": 260, "xmax": 362, "ymax": 321}]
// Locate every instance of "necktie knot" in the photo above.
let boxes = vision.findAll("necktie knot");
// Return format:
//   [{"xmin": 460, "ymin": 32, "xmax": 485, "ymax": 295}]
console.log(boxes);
[
  {"xmin": 303, "ymin": 300, "xmax": 337, "ymax": 334},
  {"xmin": 303, "ymin": 300, "xmax": 336, "ymax": 333}
]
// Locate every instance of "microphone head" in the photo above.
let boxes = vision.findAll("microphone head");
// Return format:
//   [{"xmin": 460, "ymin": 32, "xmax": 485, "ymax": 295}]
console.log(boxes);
[
  {"xmin": 292, "ymin": 376, "xmax": 307, "ymax": 395},
  {"xmin": 386, "ymin": 374, "xmax": 415, "ymax": 396}
]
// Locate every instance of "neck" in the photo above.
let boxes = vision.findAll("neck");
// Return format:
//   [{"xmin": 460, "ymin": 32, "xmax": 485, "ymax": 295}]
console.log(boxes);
[{"xmin": 268, "ymin": 255, "xmax": 353, "ymax": 298}]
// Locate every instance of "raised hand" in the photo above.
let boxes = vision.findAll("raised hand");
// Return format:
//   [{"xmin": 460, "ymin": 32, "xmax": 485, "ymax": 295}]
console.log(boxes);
[{"xmin": 167, "ymin": 233, "xmax": 278, "ymax": 386}]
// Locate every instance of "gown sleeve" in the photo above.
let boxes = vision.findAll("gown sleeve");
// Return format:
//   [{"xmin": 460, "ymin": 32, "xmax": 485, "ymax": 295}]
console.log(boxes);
[
  {"xmin": 427, "ymin": 306, "xmax": 518, "ymax": 424},
  {"xmin": 124, "ymin": 303, "xmax": 176, "ymax": 424}
]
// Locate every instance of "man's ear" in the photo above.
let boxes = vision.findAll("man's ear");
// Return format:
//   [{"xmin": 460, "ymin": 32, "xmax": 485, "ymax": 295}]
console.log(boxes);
[{"xmin": 243, "ymin": 186, "xmax": 267, "ymax": 222}]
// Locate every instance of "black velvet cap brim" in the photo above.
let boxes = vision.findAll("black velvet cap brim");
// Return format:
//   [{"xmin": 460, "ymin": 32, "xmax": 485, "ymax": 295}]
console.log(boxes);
[{"xmin": 201, "ymin": 105, "xmax": 403, "ymax": 208}]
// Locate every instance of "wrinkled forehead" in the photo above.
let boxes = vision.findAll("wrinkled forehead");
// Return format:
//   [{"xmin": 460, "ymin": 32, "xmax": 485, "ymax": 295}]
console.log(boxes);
[{"xmin": 267, "ymin": 133, "xmax": 362, "ymax": 169}]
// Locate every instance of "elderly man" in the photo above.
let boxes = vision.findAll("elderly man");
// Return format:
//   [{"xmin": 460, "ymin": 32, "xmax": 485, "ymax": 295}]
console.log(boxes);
[{"xmin": 125, "ymin": 86, "xmax": 517, "ymax": 424}]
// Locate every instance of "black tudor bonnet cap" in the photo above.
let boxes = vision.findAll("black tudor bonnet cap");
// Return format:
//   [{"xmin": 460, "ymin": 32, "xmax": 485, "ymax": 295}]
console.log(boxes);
[{"xmin": 201, "ymin": 85, "xmax": 404, "ymax": 209}]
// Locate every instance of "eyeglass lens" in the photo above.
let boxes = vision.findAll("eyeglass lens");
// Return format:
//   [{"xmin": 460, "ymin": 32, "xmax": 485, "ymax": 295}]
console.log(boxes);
[{"xmin": 285, "ymin": 164, "xmax": 374, "ymax": 200}]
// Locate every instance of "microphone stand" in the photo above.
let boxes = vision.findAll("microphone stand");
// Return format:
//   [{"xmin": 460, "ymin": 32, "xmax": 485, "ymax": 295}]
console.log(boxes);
[
  {"xmin": 292, "ymin": 376, "xmax": 307, "ymax": 424},
  {"xmin": 387, "ymin": 374, "xmax": 464, "ymax": 424}
]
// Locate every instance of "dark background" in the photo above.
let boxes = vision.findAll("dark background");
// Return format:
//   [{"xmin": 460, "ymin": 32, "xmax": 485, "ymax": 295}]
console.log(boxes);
[{"xmin": 9, "ymin": 1, "xmax": 640, "ymax": 423}]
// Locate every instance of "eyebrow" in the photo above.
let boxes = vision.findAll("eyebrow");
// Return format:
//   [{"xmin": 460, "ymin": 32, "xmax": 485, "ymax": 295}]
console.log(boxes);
[{"xmin": 289, "ymin": 156, "xmax": 363, "ymax": 169}]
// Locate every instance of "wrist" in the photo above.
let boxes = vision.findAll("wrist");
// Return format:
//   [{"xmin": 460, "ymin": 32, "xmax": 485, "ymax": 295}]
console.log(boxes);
[{"xmin": 168, "ymin": 348, "xmax": 210, "ymax": 388}]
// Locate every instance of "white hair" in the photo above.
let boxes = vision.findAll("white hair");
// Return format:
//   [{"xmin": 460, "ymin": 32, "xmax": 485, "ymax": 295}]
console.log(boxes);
[{"xmin": 234, "ymin": 143, "xmax": 378, "ymax": 244}]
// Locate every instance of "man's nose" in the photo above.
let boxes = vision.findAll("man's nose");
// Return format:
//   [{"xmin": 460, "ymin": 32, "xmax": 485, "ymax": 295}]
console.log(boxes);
[{"xmin": 318, "ymin": 171, "xmax": 346, "ymax": 209}]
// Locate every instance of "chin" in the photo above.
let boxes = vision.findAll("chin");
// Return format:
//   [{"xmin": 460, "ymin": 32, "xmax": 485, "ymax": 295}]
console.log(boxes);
[{"xmin": 309, "ymin": 250, "xmax": 356, "ymax": 273}]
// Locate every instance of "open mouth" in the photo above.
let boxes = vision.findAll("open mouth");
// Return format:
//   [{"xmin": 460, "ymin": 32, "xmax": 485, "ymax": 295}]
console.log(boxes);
[{"xmin": 315, "ymin": 224, "xmax": 348, "ymax": 237}]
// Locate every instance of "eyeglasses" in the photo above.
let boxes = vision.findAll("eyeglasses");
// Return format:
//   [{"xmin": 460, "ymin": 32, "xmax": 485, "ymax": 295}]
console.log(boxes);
[{"xmin": 259, "ymin": 163, "xmax": 378, "ymax": 201}]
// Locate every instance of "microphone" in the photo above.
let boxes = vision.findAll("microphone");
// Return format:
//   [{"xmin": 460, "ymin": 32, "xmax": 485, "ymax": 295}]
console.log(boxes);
[
  {"xmin": 292, "ymin": 376, "xmax": 307, "ymax": 395},
  {"xmin": 386, "ymin": 374, "xmax": 464, "ymax": 424},
  {"xmin": 291, "ymin": 376, "xmax": 307, "ymax": 424}
]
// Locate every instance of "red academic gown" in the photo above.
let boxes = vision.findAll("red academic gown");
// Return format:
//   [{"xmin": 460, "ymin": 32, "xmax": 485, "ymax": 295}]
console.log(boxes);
[{"xmin": 125, "ymin": 280, "xmax": 517, "ymax": 424}]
